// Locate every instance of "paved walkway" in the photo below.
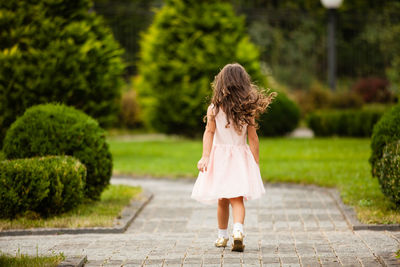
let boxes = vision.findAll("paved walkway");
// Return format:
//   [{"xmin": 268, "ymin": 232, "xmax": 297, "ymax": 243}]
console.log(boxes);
[{"xmin": 1, "ymin": 177, "xmax": 399, "ymax": 267}]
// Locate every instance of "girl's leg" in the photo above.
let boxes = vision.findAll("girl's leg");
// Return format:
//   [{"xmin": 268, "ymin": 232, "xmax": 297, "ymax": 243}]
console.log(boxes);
[
  {"xmin": 217, "ymin": 198, "xmax": 230, "ymax": 229},
  {"xmin": 229, "ymin": 196, "xmax": 245, "ymax": 224},
  {"xmin": 229, "ymin": 196, "xmax": 245, "ymax": 252}
]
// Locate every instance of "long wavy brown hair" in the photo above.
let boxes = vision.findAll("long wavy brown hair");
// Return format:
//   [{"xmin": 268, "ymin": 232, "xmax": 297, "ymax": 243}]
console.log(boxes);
[{"xmin": 208, "ymin": 63, "xmax": 277, "ymax": 134}]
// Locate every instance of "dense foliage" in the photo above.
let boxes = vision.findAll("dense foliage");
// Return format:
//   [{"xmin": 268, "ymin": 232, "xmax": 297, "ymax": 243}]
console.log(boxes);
[
  {"xmin": 136, "ymin": 0, "xmax": 267, "ymax": 137},
  {"xmin": 377, "ymin": 141, "xmax": 400, "ymax": 207},
  {"xmin": 294, "ymin": 83, "xmax": 364, "ymax": 116},
  {"xmin": 370, "ymin": 104, "xmax": 400, "ymax": 176},
  {"xmin": 0, "ymin": 0, "xmax": 125, "ymax": 146},
  {"xmin": 307, "ymin": 108, "xmax": 386, "ymax": 137},
  {"xmin": 0, "ymin": 156, "xmax": 86, "ymax": 218},
  {"xmin": 3, "ymin": 104, "xmax": 112, "ymax": 200},
  {"xmin": 90, "ymin": 0, "xmax": 400, "ymax": 91},
  {"xmin": 93, "ymin": 0, "xmax": 158, "ymax": 75},
  {"xmin": 240, "ymin": 0, "xmax": 400, "ymax": 90},
  {"xmin": 258, "ymin": 92, "xmax": 300, "ymax": 136}
]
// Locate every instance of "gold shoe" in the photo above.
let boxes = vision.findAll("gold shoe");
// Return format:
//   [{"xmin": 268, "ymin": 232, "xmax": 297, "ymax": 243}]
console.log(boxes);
[
  {"xmin": 214, "ymin": 237, "xmax": 229, "ymax": 247},
  {"xmin": 231, "ymin": 231, "xmax": 245, "ymax": 252}
]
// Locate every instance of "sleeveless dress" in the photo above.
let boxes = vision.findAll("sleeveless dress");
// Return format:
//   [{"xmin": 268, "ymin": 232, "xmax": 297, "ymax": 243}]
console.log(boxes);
[{"xmin": 191, "ymin": 104, "xmax": 266, "ymax": 205}]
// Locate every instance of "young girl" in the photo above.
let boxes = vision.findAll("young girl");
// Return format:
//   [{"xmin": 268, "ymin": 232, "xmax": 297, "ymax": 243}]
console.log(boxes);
[{"xmin": 191, "ymin": 63, "xmax": 276, "ymax": 252}]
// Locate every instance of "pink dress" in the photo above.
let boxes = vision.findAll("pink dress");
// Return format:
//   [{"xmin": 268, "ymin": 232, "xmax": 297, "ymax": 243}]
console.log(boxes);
[{"xmin": 191, "ymin": 104, "xmax": 266, "ymax": 205}]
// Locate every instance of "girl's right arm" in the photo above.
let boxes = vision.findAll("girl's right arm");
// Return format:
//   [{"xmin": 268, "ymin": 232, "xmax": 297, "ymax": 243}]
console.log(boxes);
[
  {"xmin": 197, "ymin": 105, "xmax": 216, "ymax": 172},
  {"xmin": 247, "ymin": 118, "xmax": 259, "ymax": 165}
]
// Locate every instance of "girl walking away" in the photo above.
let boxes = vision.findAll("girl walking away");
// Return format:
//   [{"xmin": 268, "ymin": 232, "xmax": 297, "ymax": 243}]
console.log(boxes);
[{"xmin": 191, "ymin": 63, "xmax": 276, "ymax": 252}]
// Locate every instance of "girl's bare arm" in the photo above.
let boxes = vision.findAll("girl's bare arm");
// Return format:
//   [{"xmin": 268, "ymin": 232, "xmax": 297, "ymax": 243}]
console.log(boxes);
[
  {"xmin": 247, "ymin": 118, "xmax": 259, "ymax": 165},
  {"xmin": 197, "ymin": 106, "xmax": 216, "ymax": 172}
]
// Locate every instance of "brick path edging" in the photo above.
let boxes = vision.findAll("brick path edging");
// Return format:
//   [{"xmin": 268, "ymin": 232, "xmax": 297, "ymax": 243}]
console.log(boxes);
[
  {"xmin": 0, "ymin": 189, "xmax": 153, "ymax": 237},
  {"xmin": 378, "ymin": 252, "xmax": 400, "ymax": 267},
  {"xmin": 326, "ymin": 188, "xmax": 400, "ymax": 231},
  {"xmin": 57, "ymin": 255, "xmax": 87, "ymax": 267}
]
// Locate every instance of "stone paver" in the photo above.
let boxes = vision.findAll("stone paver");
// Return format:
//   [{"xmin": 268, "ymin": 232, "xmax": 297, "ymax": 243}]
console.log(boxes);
[{"xmin": 1, "ymin": 177, "xmax": 399, "ymax": 266}]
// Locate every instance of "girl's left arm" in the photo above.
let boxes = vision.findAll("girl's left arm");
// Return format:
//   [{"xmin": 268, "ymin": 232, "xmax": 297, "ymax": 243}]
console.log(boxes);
[
  {"xmin": 247, "ymin": 118, "xmax": 259, "ymax": 165},
  {"xmin": 197, "ymin": 106, "xmax": 216, "ymax": 172}
]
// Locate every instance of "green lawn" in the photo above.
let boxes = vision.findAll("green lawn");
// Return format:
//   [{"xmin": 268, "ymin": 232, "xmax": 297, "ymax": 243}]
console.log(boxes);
[
  {"xmin": 0, "ymin": 185, "xmax": 141, "ymax": 230},
  {"xmin": 109, "ymin": 137, "xmax": 399, "ymax": 224},
  {"xmin": 0, "ymin": 251, "xmax": 64, "ymax": 267}
]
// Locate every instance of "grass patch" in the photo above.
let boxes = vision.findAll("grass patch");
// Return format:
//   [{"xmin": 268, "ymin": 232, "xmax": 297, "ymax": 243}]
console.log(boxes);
[
  {"xmin": 0, "ymin": 250, "xmax": 64, "ymax": 267},
  {"xmin": 0, "ymin": 185, "xmax": 141, "ymax": 230},
  {"xmin": 109, "ymin": 137, "xmax": 400, "ymax": 224}
]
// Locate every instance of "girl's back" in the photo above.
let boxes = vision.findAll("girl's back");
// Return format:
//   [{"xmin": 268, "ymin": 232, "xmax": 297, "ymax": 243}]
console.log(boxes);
[{"xmin": 212, "ymin": 105, "xmax": 247, "ymax": 146}]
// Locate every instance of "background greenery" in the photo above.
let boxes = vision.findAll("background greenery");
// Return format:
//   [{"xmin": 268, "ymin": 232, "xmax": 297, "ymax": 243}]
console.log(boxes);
[
  {"xmin": 93, "ymin": 0, "xmax": 161, "ymax": 75},
  {"xmin": 135, "ymin": 0, "xmax": 268, "ymax": 137},
  {"xmin": 0, "ymin": 0, "xmax": 125, "ymax": 147},
  {"xmin": 94, "ymin": 0, "xmax": 400, "ymax": 91}
]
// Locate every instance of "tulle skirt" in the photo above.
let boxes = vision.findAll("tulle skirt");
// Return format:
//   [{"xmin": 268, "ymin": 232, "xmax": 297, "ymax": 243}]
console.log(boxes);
[{"xmin": 191, "ymin": 144, "xmax": 265, "ymax": 205}]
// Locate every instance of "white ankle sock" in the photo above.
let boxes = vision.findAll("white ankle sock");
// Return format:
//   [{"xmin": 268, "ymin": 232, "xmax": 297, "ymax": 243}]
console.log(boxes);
[
  {"xmin": 218, "ymin": 228, "xmax": 228, "ymax": 239},
  {"xmin": 233, "ymin": 222, "xmax": 244, "ymax": 234}
]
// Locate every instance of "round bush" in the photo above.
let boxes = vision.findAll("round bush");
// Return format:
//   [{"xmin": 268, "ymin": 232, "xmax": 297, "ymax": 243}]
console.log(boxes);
[
  {"xmin": 0, "ymin": 0, "xmax": 125, "ymax": 147},
  {"xmin": 136, "ymin": 0, "xmax": 267, "ymax": 137},
  {"xmin": 376, "ymin": 141, "xmax": 400, "ymax": 207},
  {"xmin": 370, "ymin": 104, "xmax": 400, "ymax": 177},
  {"xmin": 258, "ymin": 92, "xmax": 300, "ymax": 136},
  {"xmin": 3, "ymin": 104, "xmax": 112, "ymax": 200},
  {"xmin": 0, "ymin": 156, "xmax": 86, "ymax": 218}
]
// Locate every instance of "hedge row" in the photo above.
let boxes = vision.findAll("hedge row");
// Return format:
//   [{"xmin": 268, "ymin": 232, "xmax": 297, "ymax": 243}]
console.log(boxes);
[
  {"xmin": 0, "ymin": 156, "xmax": 86, "ymax": 218},
  {"xmin": 307, "ymin": 108, "xmax": 385, "ymax": 137}
]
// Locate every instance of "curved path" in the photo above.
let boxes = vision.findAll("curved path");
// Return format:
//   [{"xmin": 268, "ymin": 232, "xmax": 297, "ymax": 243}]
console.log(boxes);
[{"xmin": 1, "ymin": 177, "xmax": 399, "ymax": 266}]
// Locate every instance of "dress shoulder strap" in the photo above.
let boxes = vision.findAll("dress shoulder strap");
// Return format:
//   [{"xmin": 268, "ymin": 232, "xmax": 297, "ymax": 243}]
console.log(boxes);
[{"xmin": 207, "ymin": 103, "xmax": 216, "ymax": 116}]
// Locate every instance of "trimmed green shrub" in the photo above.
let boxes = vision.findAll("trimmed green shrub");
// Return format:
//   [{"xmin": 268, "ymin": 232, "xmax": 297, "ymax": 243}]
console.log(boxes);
[
  {"xmin": 370, "ymin": 104, "xmax": 400, "ymax": 176},
  {"xmin": 136, "ymin": 0, "xmax": 267, "ymax": 137},
  {"xmin": 3, "ymin": 104, "xmax": 112, "ymax": 200},
  {"xmin": 0, "ymin": 156, "xmax": 86, "ymax": 218},
  {"xmin": 258, "ymin": 92, "xmax": 300, "ymax": 136},
  {"xmin": 307, "ymin": 108, "xmax": 385, "ymax": 137},
  {"xmin": 376, "ymin": 141, "xmax": 400, "ymax": 207},
  {"xmin": 0, "ymin": 0, "xmax": 125, "ymax": 147}
]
